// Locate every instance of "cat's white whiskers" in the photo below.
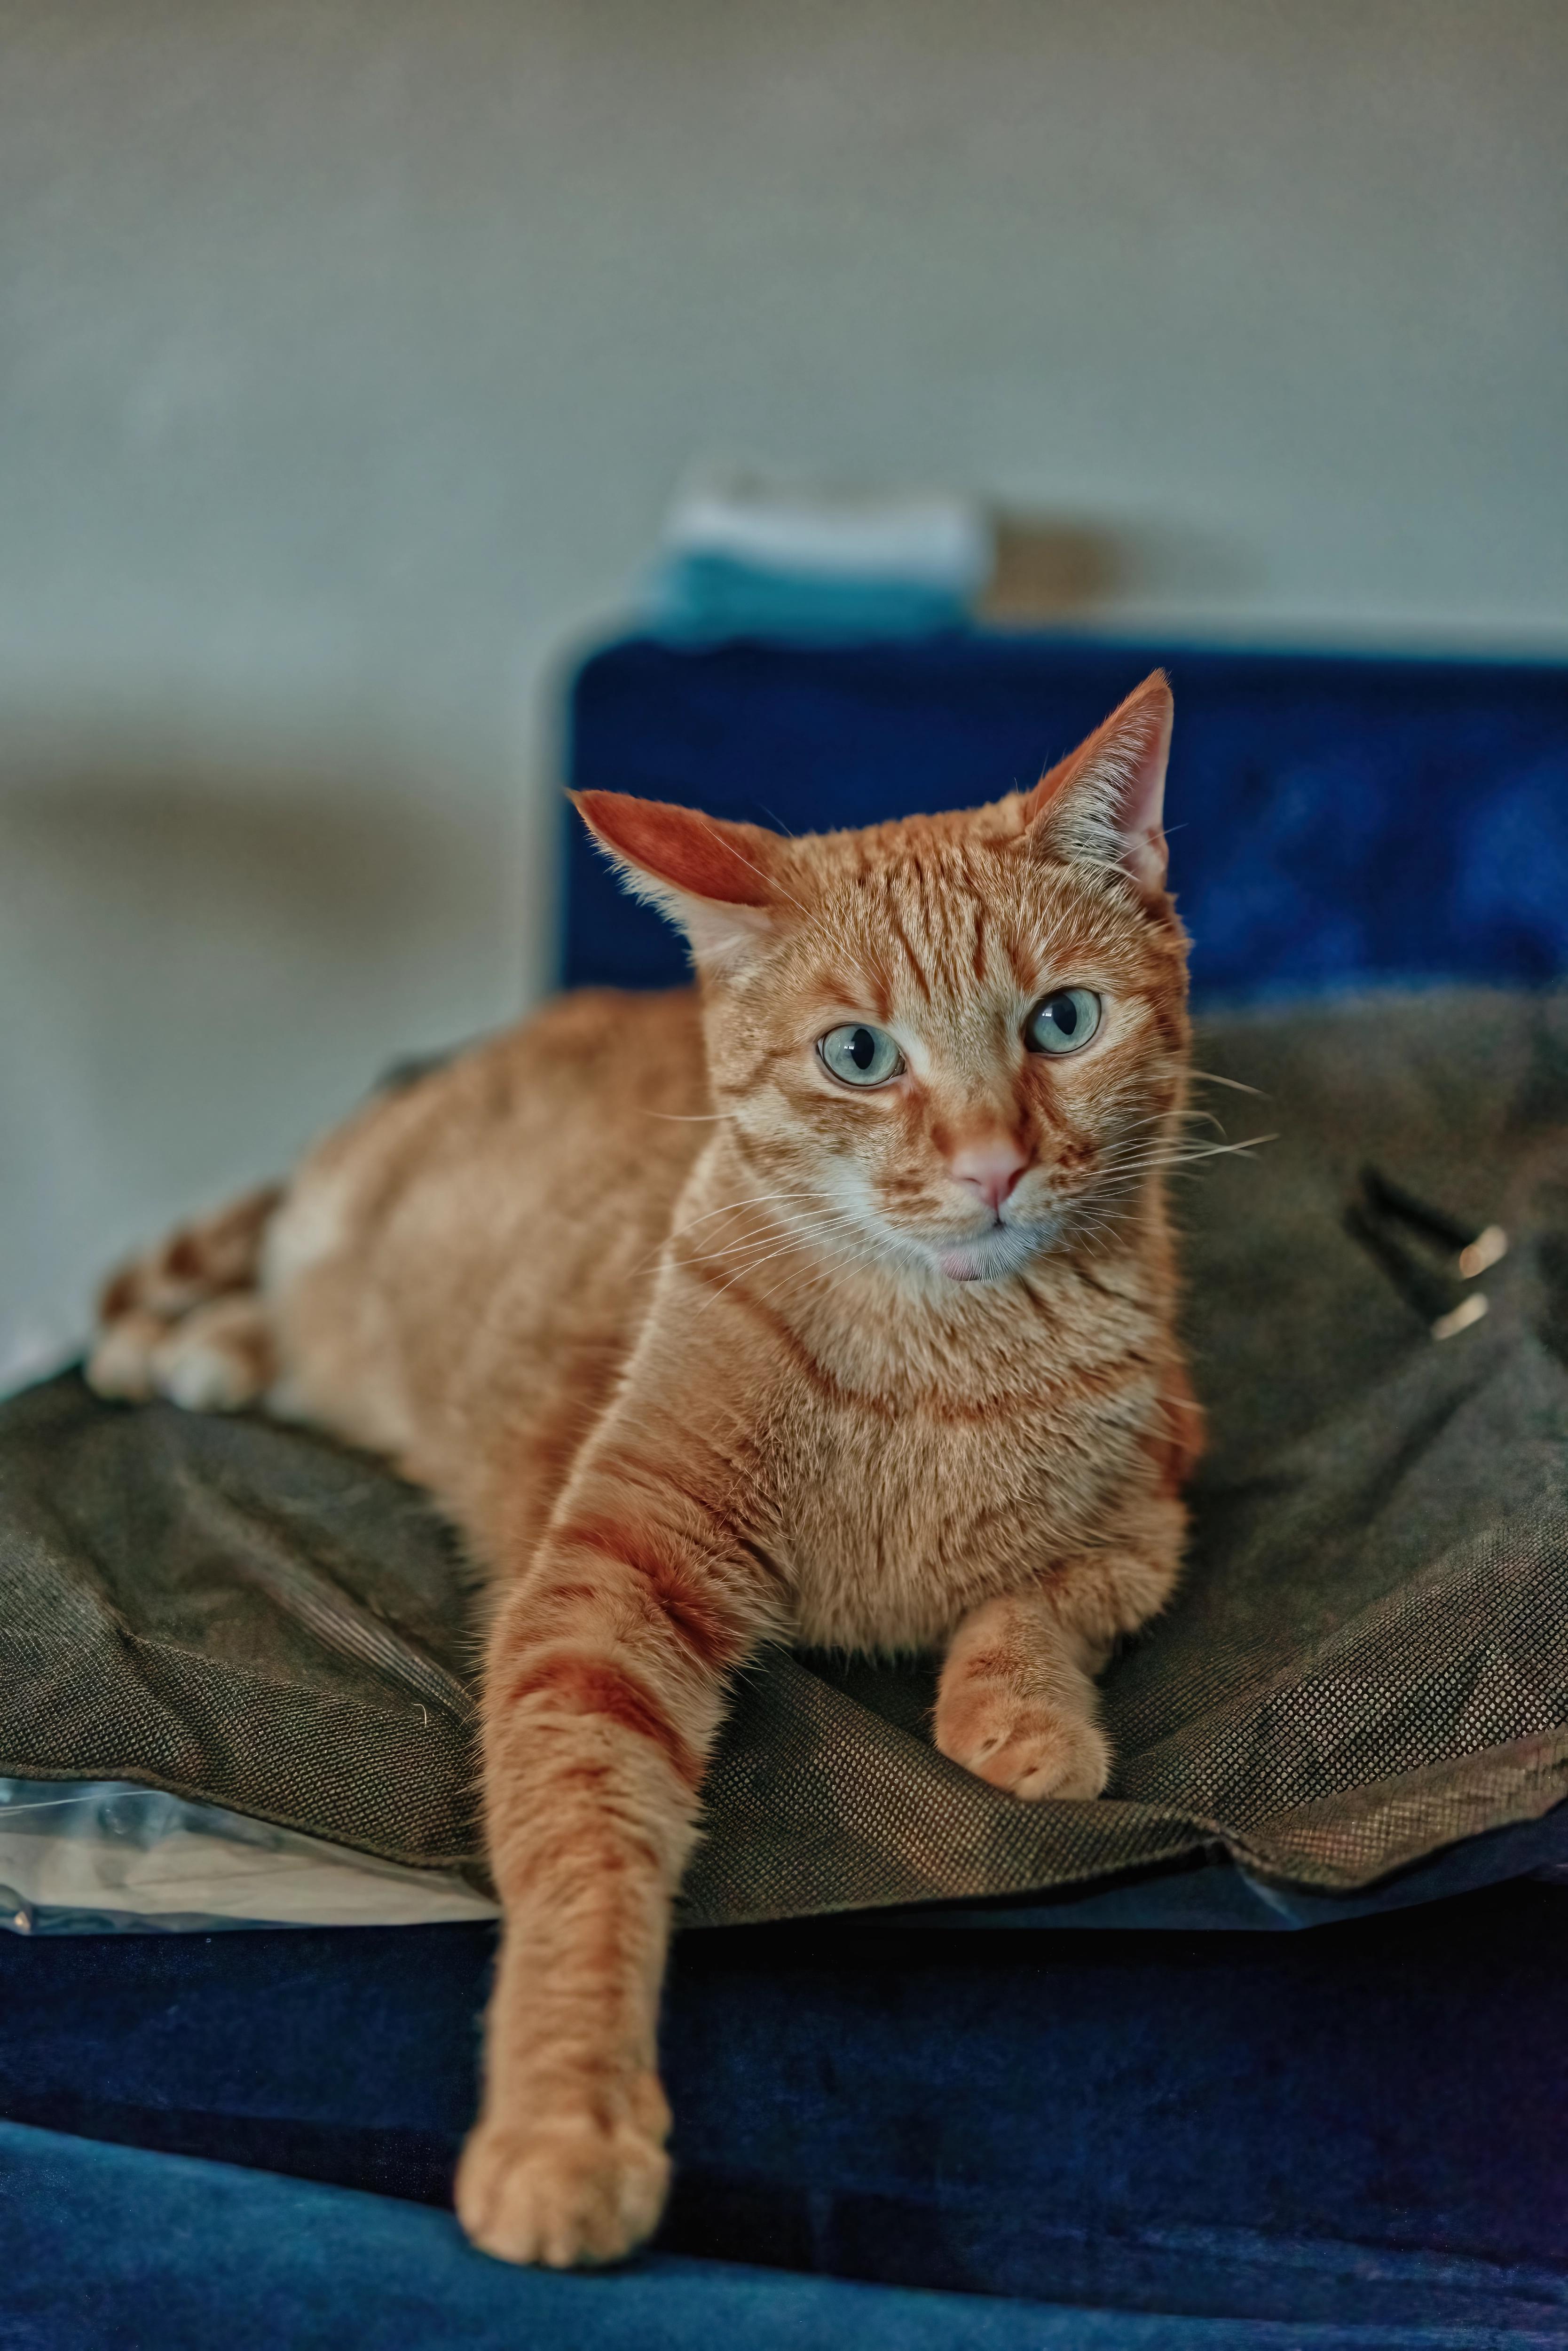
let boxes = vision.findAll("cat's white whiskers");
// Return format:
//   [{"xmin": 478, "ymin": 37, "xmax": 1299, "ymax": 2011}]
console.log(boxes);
[
  {"xmin": 631, "ymin": 1190, "xmax": 831, "ymax": 1277},
  {"xmin": 1062, "ymin": 1128, "xmax": 1275, "ymax": 1248},
  {"xmin": 675, "ymin": 1196, "xmax": 860, "ymax": 1255},
  {"xmin": 688, "ymin": 1211, "xmax": 866, "ymax": 1275},
  {"xmin": 1190, "ymin": 1067, "xmax": 1268, "ymax": 1097},
  {"xmin": 741, "ymin": 1236, "xmax": 877, "ymax": 1317},
  {"xmin": 1099, "ymin": 1132, "xmax": 1277, "ymax": 1172},
  {"xmin": 669, "ymin": 1189, "xmax": 824, "ymax": 1234},
  {"xmin": 690, "ymin": 1235, "xmax": 841, "ymax": 1315},
  {"xmin": 1103, "ymin": 1110, "xmax": 1189, "ymax": 1146}
]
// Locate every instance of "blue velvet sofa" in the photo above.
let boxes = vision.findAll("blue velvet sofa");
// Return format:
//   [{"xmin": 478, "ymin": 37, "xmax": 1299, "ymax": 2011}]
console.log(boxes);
[{"xmin": 4, "ymin": 632, "xmax": 1568, "ymax": 2348}]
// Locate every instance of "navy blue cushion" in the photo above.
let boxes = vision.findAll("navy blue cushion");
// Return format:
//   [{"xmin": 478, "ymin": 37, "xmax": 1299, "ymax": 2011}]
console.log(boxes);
[
  {"xmin": 2, "ymin": 1884, "xmax": 1566, "ymax": 2331},
  {"xmin": 564, "ymin": 636, "xmax": 1568, "ymax": 999},
  {"xmin": 9, "ymin": 2121, "xmax": 1298, "ymax": 2351}
]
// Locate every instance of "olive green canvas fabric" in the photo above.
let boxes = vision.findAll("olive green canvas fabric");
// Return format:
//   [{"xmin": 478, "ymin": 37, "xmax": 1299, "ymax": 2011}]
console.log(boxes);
[{"xmin": 2, "ymin": 989, "xmax": 1565, "ymax": 1925}]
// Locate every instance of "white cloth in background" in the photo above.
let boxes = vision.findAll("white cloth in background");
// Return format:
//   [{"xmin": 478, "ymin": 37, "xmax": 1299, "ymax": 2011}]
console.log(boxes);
[{"xmin": 651, "ymin": 464, "xmax": 993, "ymax": 639}]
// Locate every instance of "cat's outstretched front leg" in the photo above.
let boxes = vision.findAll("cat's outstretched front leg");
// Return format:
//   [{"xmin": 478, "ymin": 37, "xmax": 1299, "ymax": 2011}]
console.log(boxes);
[
  {"xmin": 936, "ymin": 1507, "xmax": 1186, "ymax": 1801},
  {"xmin": 456, "ymin": 1425, "xmax": 780, "ymax": 2269}
]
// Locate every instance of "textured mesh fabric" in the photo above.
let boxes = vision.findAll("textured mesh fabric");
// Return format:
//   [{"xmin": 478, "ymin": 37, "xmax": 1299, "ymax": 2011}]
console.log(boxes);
[{"xmin": 1, "ymin": 988, "xmax": 1565, "ymax": 1927}]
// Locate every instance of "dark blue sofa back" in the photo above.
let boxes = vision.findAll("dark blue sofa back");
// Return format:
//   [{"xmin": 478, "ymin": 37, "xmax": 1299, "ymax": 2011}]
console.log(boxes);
[{"xmin": 565, "ymin": 637, "xmax": 1568, "ymax": 1001}]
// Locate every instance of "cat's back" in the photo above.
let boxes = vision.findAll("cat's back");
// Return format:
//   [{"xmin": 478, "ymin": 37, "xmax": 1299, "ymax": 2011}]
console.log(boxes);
[{"xmin": 269, "ymin": 986, "xmax": 709, "ymax": 1508}]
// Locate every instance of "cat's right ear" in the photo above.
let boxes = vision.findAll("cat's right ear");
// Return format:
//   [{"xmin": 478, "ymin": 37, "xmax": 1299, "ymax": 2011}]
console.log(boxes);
[
  {"xmin": 1019, "ymin": 671, "xmax": 1174, "ymax": 901},
  {"xmin": 571, "ymin": 791, "xmax": 790, "ymax": 975}
]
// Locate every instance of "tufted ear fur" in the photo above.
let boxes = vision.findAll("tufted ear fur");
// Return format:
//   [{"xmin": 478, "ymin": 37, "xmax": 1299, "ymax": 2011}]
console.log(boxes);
[
  {"xmin": 1020, "ymin": 671, "xmax": 1174, "ymax": 901},
  {"xmin": 571, "ymin": 790, "xmax": 791, "ymax": 975}
]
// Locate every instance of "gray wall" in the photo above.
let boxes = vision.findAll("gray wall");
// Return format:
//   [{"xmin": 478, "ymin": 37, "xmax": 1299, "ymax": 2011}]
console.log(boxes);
[{"xmin": 2, "ymin": 0, "xmax": 1566, "ymax": 1376}]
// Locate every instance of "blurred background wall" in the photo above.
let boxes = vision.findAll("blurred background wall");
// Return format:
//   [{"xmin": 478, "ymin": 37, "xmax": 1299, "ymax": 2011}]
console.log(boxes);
[{"xmin": 2, "ymin": 0, "xmax": 1566, "ymax": 1378}]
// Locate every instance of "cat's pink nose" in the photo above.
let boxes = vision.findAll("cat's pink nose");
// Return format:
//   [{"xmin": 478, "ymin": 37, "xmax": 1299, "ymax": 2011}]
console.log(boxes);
[{"xmin": 950, "ymin": 1141, "xmax": 1029, "ymax": 1214}]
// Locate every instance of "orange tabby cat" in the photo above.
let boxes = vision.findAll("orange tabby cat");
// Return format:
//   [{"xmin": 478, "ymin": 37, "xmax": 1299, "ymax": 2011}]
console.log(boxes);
[{"xmin": 89, "ymin": 671, "xmax": 1200, "ymax": 2268}]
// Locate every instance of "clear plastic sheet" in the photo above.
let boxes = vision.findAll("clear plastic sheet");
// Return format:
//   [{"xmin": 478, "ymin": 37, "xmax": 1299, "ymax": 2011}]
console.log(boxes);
[{"xmin": 0, "ymin": 1778, "xmax": 498, "ymax": 1935}]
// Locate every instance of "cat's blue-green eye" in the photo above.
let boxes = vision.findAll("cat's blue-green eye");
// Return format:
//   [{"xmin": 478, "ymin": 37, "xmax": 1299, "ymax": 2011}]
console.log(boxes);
[
  {"xmin": 1025, "ymin": 989, "xmax": 1102, "ymax": 1056},
  {"xmin": 819, "ymin": 1023, "xmax": 903, "ymax": 1088}
]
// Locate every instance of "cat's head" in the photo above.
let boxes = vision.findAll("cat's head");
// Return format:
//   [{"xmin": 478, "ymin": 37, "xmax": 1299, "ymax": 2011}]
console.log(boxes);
[{"xmin": 575, "ymin": 672, "xmax": 1190, "ymax": 1285}]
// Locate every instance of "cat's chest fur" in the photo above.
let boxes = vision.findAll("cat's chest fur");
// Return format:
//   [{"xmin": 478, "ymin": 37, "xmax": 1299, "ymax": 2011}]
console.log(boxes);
[{"xmin": 746, "ymin": 1267, "xmax": 1160, "ymax": 1653}]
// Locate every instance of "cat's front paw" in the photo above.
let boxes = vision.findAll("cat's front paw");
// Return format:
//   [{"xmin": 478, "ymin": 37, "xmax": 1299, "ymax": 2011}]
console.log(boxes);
[
  {"xmin": 455, "ymin": 2097, "xmax": 670, "ymax": 2268},
  {"xmin": 935, "ymin": 1685, "xmax": 1111, "ymax": 1801}
]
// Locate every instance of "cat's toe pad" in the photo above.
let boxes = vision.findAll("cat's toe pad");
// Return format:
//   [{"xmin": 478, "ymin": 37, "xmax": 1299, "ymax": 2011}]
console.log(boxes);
[
  {"xmin": 86, "ymin": 1310, "xmax": 166, "ymax": 1402},
  {"xmin": 936, "ymin": 1690, "xmax": 1110, "ymax": 1801},
  {"xmin": 150, "ymin": 1298, "xmax": 275, "ymax": 1413},
  {"xmin": 455, "ymin": 2110, "xmax": 670, "ymax": 2269}
]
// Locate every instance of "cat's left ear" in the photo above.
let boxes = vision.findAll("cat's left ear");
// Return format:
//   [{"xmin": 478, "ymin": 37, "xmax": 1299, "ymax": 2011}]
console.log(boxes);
[
  {"xmin": 571, "ymin": 789, "xmax": 791, "ymax": 974},
  {"xmin": 1020, "ymin": 671, "xmax": 1174, "ymax": 900}
]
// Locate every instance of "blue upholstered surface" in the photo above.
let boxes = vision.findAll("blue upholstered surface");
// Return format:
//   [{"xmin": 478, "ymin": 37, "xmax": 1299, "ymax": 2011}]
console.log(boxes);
[
  {"xmin": 564, "ymin": 636, "xmax": 1568, "ymax": 999},
  {"xmin": 12, "ymin": 2122, "xmax": 1548, "ymax": 2351},
  {"xmin": 8, "ymin": 634, "xmax": 1568, "ymax": 2343},
  {"xmin": 2, "ymin": 1887, "xmax": 1566, "ymax": 2333}
]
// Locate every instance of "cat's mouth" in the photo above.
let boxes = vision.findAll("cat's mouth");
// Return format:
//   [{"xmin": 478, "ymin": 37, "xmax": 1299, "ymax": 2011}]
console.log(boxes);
[
  {"xmin": 934, "ymin": 1219, "xmax": 1050, "ymax": 1284},
  {"xmin": 939, "ymin": 1252, "xmax": 991, "ymax": 1282}
]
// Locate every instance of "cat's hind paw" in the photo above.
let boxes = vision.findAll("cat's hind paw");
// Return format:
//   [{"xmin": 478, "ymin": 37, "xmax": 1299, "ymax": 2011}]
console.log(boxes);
[
  {"xmin": 87, "ymin": 1294, "xmax": 276, "ymax": 1414},
  {"xmin": 149, "ymin": 1295, "xmax": 276, "ymax": 1412},
  {"xmin": 455, "ymin": 2105, "xmax": 670, "ymax": 2269},
  {"xmin": 87, "ymin": 1184, "xmax": 283, "ymax": 1412},
  {"xmin": 86, "ymin": 1309, "xmax": 165, "ymax": 1402}
]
